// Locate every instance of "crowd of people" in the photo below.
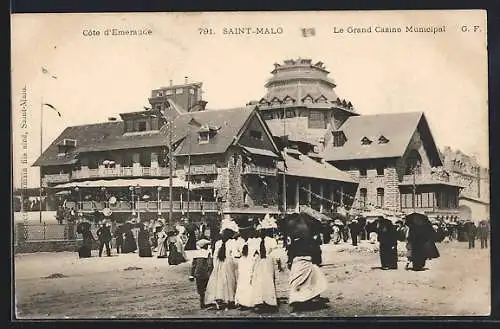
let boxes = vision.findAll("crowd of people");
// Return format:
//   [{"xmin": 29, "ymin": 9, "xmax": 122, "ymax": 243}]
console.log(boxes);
[{"xmin": 74, "ymin": 210, "xmax": 490, "ymax": 314}]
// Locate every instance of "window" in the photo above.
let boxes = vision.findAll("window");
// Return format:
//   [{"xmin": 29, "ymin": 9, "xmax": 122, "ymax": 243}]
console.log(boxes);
[
  {"xmin": 125, "ymin": 120, "xmax": 134, "ymax": 132},
  {"xmin": 140, "ymin": 152, "xmax": 151, "ymax": 167},
  {"xmin": 360, "ymin": 168, "xmax": 367, "ymax": 177},
  {"xmin": 262, "ymin": 112, "xmax": 273, "ymax": 120},
  {"xmin": 155, "ymin": 104, "xmax": 162, "ymax": 110},
  {"xmin": 166, "ymin": 89, "xmax": 174, "ymax": 96},
  {"xmin": 378, "ymin": 135, "xmax": 389, "ymax": 144},
  {"xmin": 308, "ymin": 110, "xmax": 326, "ymax": 129},
  {"xmin": 156, "ymin": 91, "xmax": 163, "ymax": 97},
  {"xmin": 189, "ymin": 88, "xmax": 195, "ymax": 95},
  {"xmin": 359, "ymin": 188, "xmax": 367, "ymax": 209},
  {"xmin": 199, "ymin": 132, "xmax": 209, "ymax": 144},
  {"xmin": 88, "ymin": 158, "xmax": 98, "ymax": 169},
  {"xmin": 361, "ymin": 137, "xmax": 372, "ymax": 145},
  {"xmin": 376, "ymin": 188, "xmax": 384, "ymax": 208},
  {"xmin": 176, "ymin": 88, "xmax": 184, "ymax": 94},
  {"xmin": 405, "ymin": 150, "xmax": 422, "ymax": 175},
  {"xmin": 122, "ymin": 154, "xmax": 133, "ymax": 167},
  {"xmin": 376, "ymin": 166, "xmax": 385, "ymax": 176},
  {"xmin": 151, "ymin": 118, "xmax": 159, "ymax": 130},
  {"xmin": 137, "ymin": 121, "xmax": 147, "ymax": 132},
  {"xmin": 285, "ymin": 110, "xmax": 296, "ymax": 118},
  {"xmin": 249, "ymin": 130, "xmax": 262, "ymax": 140},
  {"xmin": 332, "ymin": 131, "xmax": 346, "ymax": 147}
]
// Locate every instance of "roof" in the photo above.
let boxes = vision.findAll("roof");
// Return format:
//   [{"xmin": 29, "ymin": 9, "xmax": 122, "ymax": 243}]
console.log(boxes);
[
  {"xmin": 324, "ymin": 112, "xmax": 432, "ymax": 162},
  {"xmin": 174, "ymin": 106, "xmax": 258, "ymax": 156},
  {"xmin": 241, "ymin": 146, "xmax": 280, "ymax": 158},
  {"xmin": 33, "ymin": 106, "xmax": 260, "ymax": 167},
  {"xmin": 53, "ymin": 178, "xmax": 187, "ymax": 188},
  {"xmin": 279, "ymin": 152, "xmax": 358, "ymax": 184}
]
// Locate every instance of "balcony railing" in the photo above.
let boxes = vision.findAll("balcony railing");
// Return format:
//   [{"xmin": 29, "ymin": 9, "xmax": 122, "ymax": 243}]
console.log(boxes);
[
  {"xmin": 401, "ymin": 171, "xmax": 451, "ymax": 185},
  {"xmin": 72, "ymin": 200, "xmax": 219, "ymax": 213},
  {"xmin": 72, "ymin": 166, "xmax": 170, "ymax": 180},
  {"xmin": 42, "ymin": 173, "xmax": 71, "ymax": 184},
  {"xmin": 242, "ymin": 164, "xmax": 278, "ymax": 176},
  {"xmin": 187, "ymin": 164, "xmax": 218, "ymax": 175},
  {"xmin": 189, "ymin": 180, "xmax": 217, "ymax": 189}
]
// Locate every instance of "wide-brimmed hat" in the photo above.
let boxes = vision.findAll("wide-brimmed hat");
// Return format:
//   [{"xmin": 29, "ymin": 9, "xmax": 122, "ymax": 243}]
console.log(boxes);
[
  {"xmin": 257, "ymin": 213, "xmax": 277, "ymax": 230},
  {"xmin": 196, "ymin": 239, "xmax": 211, "ymax": 249},
  {"xmin": 220, "ymin": 219, "xmax": 239, "ymax": 233}
]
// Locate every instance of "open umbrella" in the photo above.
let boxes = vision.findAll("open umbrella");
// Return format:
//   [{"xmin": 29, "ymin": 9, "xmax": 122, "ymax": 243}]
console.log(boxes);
[{"xmin": 76, "ymin": 221, "xmax": 91, "ymax": 234}]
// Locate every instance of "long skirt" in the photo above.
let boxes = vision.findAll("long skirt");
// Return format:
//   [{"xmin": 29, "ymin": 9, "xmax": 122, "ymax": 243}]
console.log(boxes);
[
  {"xmin": 157, "ymin": 237, "xmax": 168, "ymax": 258},
  {"xmin": 289, "ymin": 256, "xmax": 327, "ymax": 304},
  {"xmin": 78, "ymin": 238, "xmax": 93, "ymax": 258},
  {"xmin": 251, "ymin": 257, "xmax": 277, "ymax": 306},
  {"xmin": 379, "ymin": 243, "xmax": 398, "ymax": 268},
  {"xmin": 122, "ymin": 232, "xmax": 137, "ymax": 253},
  {"xmin": 184, "ymin": 233, "xmax": 197, "ymax": 251},
  {"xmin": 168, "ymin": 243, "xmax": 186, "ymax": 265},
  {"xmin": 235, "ymin": 256, "xmax": 256, "ymax": 307},
  {"xmin": 412, "ymin": 244, "xmax": 427, "ymax": 270},
  {"xmin": 205, "ymin": 258, "xmax": 237, "ymax": 305}
]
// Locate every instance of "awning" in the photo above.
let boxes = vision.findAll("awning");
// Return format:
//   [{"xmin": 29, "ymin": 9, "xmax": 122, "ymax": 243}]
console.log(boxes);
[
  {"xmin": 278, "ymin": 152, "xmax": 357, "ymax": 184},
  {"xmin": 241, "ymin": 146, "xmax": 280, "ymax": 158},
  {"xmin": 301, "ymin": 206, "xmax": 333, "ymax": 223},
  {"xmin": 54, "ymin": 178, "xmax": 187, "ymax": 189}
]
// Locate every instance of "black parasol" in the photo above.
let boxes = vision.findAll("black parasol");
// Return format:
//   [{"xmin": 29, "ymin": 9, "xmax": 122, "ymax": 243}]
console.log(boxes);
[{"xmin": 76, "ymin": 221, "xmax": 91, "ymax": 234}]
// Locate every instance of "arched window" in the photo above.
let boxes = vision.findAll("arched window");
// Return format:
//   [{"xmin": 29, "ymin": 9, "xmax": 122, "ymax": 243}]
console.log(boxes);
[
  {"xmin": 376, "ymin": 188, "xmax": 384, "ymax": 208},
  {"xmin": 359, "ymin": 188, "xmax": 367, "ymax": 209},
  {"xmin": 405, "ymin": 150, "xmax": 422, "ymax": 175}
]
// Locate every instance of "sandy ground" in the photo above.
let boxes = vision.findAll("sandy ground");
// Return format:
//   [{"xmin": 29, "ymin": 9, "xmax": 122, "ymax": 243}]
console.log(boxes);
[{"xmin": 14, "ymin": 240, "xmax": 490, "ymax": 318}]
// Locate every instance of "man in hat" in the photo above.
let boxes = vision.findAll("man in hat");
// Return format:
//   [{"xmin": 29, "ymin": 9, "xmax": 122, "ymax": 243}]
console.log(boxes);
[
  {"xmin": 349, "ymin": 218, "xmax": 360, "ymax": 246},
  {"xmin": 189, "ymin": 239, "xmax": 213, "ymax": 308},
  {"xmin": 96, "ymin": 221, "xmax": 112, "ymax": 257}
]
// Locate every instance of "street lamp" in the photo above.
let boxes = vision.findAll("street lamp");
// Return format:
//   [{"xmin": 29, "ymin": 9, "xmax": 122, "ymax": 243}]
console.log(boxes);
[
  {"xmin": 75, "ymin": 186, "xmax": 82, "ymax": 215},
  {"xmin": 129, "ymin": 186, "xmax": 135, "ymax": 214}
]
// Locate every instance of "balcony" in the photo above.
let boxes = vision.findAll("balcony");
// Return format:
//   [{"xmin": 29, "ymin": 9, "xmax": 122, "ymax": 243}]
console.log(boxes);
[
  {"xmin": 42, "ymin": 173, "xmax": 71, "ymax": 185},
  {"xmin": 242, "ymin": 164, "xmax": 278, "ymax": 176},
  {"xmin": 187, "ymin": 164, "xmax": 218, "ymax": 175},
  {"xmin": 72, "ymin": 166, "xmax": 170, "ymax": 180},
  {"xmin": 400, "ymin": 171, "xmax": 452, "ymax": 186},
  {"xmin": 188, "ymin": 180, "xmax": 217, "ymax": 189},
  {"xmin": 72, "ymin": 200, "xmax": 219, "ymax": 213}
]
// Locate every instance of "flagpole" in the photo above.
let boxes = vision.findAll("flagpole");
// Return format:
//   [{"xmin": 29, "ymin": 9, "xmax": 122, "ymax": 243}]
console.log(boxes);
[{"xmin": 39, "ymin": 96, "xmax": 43, "ymax": 223}]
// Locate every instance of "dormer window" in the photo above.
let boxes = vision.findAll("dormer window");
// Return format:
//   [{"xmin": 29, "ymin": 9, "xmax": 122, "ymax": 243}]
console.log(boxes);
[
  {"xmin": 176, "ymin": 88, "xmax": 183, "ymax": 94},
  {"xmin": 361, "ymin": 137, "xmax": 372, "ymax": 145},
  {"xmin": 303, "ymin": 95, "xmax": 314, "ymax": 104},
  {"xmin": 315, "ymin": 95, "xmax": 328, "ymax": 103},
  {"xmin": 157, "ymin": 91, "xmax": 163, "ymax": 97},
  {"xmin": 378, "ymin": 135, "xmax": 389, "ymax": 144},
  {"xmin": 332, "ymin": 131, "xmax": 346, "ymax": 147},
  {"xmin": 199, "ymin": 131, "xmax": 209, "ymax": 144},
  {"xmin": 166, "ymin": 89, "xmax": 174, "ymax": 96},
  {"xmin": 57, "ymin": 138, "xmax": 77, "ymax": 156},
  {"xmin": 283, "ymin": 96, "xmax": 295, "ymax": 105}
]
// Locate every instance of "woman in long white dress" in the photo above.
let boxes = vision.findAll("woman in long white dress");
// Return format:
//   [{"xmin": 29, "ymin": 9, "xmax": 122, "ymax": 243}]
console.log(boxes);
[
  {"xmin": 251, "ymin": 216, "xmax": 280, "ymax": 311},
  {"xmin": 204, "ymin": 220, "xmax": 239, "ymax": 310},
  {"xmin": 156, "ymin": 228, "xmax": 168, "ymax": 258},
  {"xmin": 235, "ymin": 228, "xmax": 258, "ymax": 309}
]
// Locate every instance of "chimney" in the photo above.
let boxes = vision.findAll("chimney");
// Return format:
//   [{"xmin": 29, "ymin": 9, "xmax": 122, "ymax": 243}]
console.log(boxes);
[
  {"xmin": 108, "ymin": 117, "xmax": 117, "ymax": 121},
  {"xmin": 169, "ymin": 80, "xmax": 173, "ymax": 86},
  {"xmin": 185, "ymin": 76, "xmax": 188, "ymax": 84}
]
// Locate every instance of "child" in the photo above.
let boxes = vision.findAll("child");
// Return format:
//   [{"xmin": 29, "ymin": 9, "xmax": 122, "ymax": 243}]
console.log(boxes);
[
  {"xmin": 189, "ymin": 239, "xmax": 213, "ymax": 308},
  {"xmin": 204, "ymin": 220, "xmax": 239, "ymax": 310}
]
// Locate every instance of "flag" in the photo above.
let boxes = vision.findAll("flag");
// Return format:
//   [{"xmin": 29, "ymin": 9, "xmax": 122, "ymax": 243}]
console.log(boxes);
[
  {"xmin": 301, "ymin": 28, "xmax": 316, "ymax": 37},
  {"xmin": 43, "ymin": 103, "xmax": 62, "ymax": 117},
  {"xmin": 41, "ymin": 67, "xmax": 57, "ymax": 79}
]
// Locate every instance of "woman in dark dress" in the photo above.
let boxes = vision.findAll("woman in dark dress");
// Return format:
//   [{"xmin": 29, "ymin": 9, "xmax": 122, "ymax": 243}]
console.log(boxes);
[
  {"xmin": 122, "ymin": 223, "xmax": 138, "ymax": 253},
  {"xmin": 78, "ymin": 222, "xmax": 95, "ymax": 258},
  {"xmin": 168, "ymin": 231, "xmax": 187, "ymax": 265},
  {"xmin": 184, "ymin": 222, "xmax": 198, "ymax": 251},
  {"xmin": 138, "ymin": 224, "xmax": 153, "ymax": 257},
  {"xmin": 406, "ymin": 213, "xmax": 440, "ymax": 271},
  {"xmin": 377, "ymin": 217, "xmax": 398, "ymax": 270}
]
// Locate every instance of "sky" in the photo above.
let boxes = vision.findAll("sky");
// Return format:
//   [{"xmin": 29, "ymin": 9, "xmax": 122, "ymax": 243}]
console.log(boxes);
[{"xmin": 11, "ymin": 10, "xmax": 488, "ymax": 188}]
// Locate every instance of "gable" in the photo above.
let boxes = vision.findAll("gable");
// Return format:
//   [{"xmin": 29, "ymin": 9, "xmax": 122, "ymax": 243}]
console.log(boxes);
[
  {"xmin": 401, "ymin": 115, "xmax": 442, "ymax": 168},
  {"xmin": 237, "ymin": 112, "xmax": 277, "ymax": 154}
]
